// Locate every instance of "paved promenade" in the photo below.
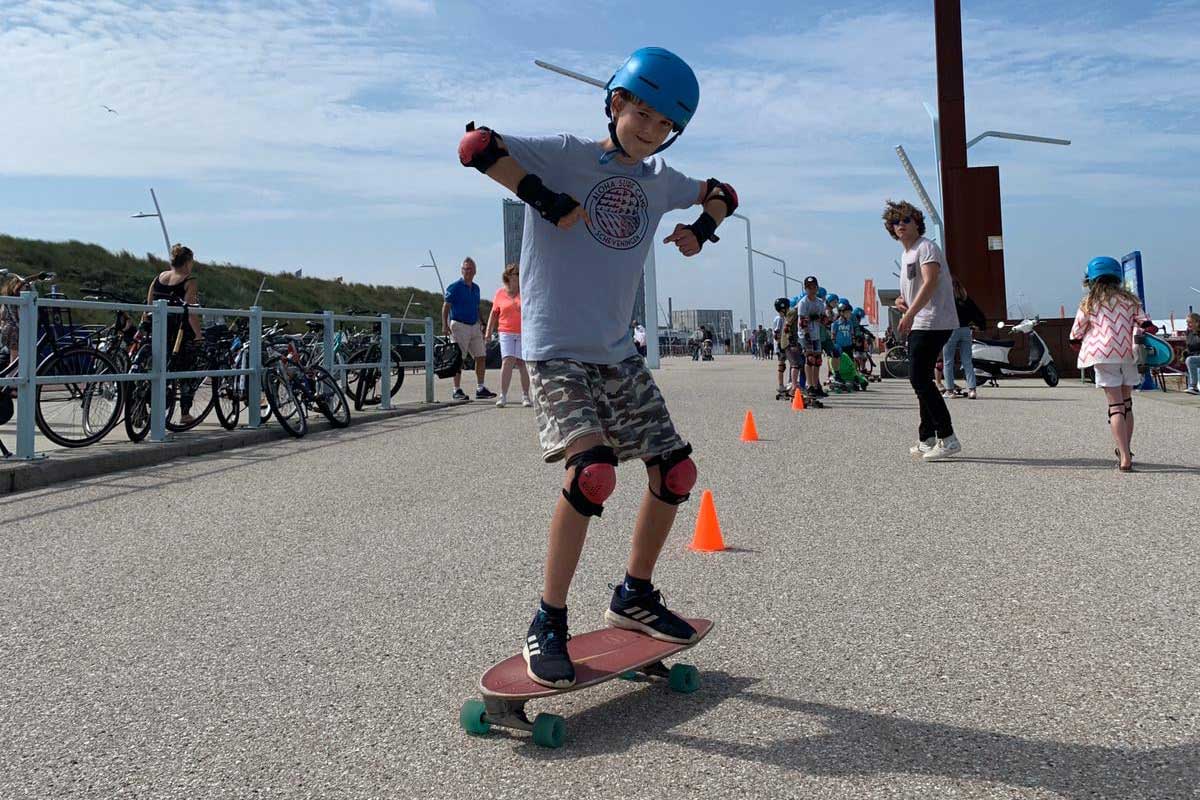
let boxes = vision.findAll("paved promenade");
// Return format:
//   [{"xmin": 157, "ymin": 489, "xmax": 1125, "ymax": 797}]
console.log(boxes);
[{"xmin": 1, "ymin": 357, "xmax": 1197, "ymax": 799}]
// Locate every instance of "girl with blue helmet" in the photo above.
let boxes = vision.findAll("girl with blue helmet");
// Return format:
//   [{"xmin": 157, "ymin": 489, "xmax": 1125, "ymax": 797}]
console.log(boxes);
[
  {"xmin": 1070, "ymin": 256, "xmax": 1153, "ymax": 471},
  {"xmin": 457, "ymin": 47, "xmax": 739, "ymax": 689}
]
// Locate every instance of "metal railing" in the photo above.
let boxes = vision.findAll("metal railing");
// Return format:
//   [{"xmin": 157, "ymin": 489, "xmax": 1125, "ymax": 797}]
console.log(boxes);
[{"xmin": 0, "ymin": 292, "xmax": 436, "ymax": 460}]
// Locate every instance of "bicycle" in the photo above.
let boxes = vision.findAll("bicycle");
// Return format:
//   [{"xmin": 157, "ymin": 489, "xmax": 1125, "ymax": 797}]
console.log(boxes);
[
  {"xmin": 263, "ymin": 337, "xmax": 350, "ymax": 437},
  {"xmin": 881, "ymin": 344, "xmax": 910, "ymax": 380},
  {"xmin": 0, "ymin": 272, "xmax": 124, "ymax": 454},
  {"xmin": 123, "ymin": 305, "xmax": 216, "ymax": 442}
]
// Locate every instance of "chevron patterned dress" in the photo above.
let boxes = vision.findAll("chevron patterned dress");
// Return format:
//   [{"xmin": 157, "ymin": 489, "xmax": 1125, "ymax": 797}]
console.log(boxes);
[{"xmin": 1070, "ymin": 297, "xmax": 1148, "ymax": 369}]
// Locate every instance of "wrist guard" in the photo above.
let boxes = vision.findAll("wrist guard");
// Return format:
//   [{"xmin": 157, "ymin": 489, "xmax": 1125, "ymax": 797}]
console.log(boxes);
[
  {"xmin": 516, "ymin": 173, "xmax": 579, "ymax": 225},
  {"xmin": 684, "ymin": 211, "xmax": 720, "ymax": 251}
]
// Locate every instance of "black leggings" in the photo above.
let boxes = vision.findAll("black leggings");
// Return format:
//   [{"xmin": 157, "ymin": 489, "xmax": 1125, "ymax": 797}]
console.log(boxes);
[{"xmin": 907, "ymin": 329, "xmax": 954, "ymax": 441}]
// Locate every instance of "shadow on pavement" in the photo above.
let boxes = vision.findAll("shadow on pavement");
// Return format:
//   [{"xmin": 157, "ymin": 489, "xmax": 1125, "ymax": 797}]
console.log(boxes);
[
  {"xmin": 0, "ymin": 404, "xmax": 477, "ymax": 523},
  {"xmin": 663, "ymin": 693, "xmax": 1197, "ymax": 799},
  {"xmin": 512, "ymin": 670, "xmax": 755, "ymax": 760},
  {"xmin": 954, "ymin": 456, "xmax": 1200, "ymax": 474}
]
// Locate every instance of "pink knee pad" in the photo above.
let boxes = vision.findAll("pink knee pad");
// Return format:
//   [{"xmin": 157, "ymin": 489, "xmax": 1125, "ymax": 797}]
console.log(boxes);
[
  {"xmin": 563, "ymin": 446, "xmax": 618, "ymax": 517},
  {"xmin": 647, "ymin": 445, "xmax": 696, "ymax": 505}
]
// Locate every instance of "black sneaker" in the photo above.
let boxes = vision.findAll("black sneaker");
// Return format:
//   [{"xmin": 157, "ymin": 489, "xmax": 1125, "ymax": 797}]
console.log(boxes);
[
  {"xmin": 475, "ymin": 386, "xmax": 497, "ymax": 399},
  {"xmin": 452, "ymin": 388, "xmax": 470, "ymax": 401},
  {"xmin": 523, "ymin": 608, "xmax": 575, "ymax": 689},
  {"xmin": 604, "ymin": 583, "xmax": 698, "ymax": 644}
]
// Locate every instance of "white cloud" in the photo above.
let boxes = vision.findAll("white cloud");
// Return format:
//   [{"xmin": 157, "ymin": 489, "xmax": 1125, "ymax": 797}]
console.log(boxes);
[{"xmin": 0, "ymin": 1, "xmax": 1196, "ymax": 319}]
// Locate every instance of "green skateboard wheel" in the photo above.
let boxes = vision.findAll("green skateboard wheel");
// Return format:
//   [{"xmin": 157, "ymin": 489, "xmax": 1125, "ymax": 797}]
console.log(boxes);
[
  {"xmin": 619, "ymin": 671, "xmax": 638, "ymax": 680},
  {"xmin": 459, "ymin": 699, "xmax": 491, "ymax": 736},
  {"xmin": 668, "ymin": 663, "xmax": 700, "ymax": 694},
  {"xmin": 532, "ymin": 713, "xmax": 566, "ymax": 748}
]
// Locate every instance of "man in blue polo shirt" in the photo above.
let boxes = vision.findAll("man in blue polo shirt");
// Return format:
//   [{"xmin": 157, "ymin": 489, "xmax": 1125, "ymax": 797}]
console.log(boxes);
[{"xmin": 441, "ymin": 257, "xmax": 495, "ymax": 400}]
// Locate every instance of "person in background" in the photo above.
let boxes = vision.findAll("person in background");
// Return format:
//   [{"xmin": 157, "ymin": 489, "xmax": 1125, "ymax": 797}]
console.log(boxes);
[
  {"xmin": 884, "ymin": 200, "xmax": 962, "ymax": 461},
  {"xmin": 1183, "ymin": 313, "xmax": 1200, "ymax": 396},
  {"xmin": 484, "ymin": 262, "xmax": 531, "ymax": 408},
  {"xmin": 1069, "ymin": 256, "xmax": 1152, "ymax": 471},
  {"xmin": 442, "ymin": 257, "xmax": 496, "ymax": 401}
]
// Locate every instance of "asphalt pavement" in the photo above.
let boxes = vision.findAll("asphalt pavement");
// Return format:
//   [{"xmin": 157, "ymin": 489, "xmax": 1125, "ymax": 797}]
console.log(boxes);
[{"xmin": 1, "ymin": 356, "xmax": 1197, "ymax": 799}]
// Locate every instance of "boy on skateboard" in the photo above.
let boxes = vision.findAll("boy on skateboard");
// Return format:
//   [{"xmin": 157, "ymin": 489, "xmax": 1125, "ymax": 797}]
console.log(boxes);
[{"xmin": 457, "ymin": 47, "xmax": 737, "ymax": 688}]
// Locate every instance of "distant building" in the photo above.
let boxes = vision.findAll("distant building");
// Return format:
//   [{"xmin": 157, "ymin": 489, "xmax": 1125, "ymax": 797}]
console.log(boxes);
[
  {"xmin": 502, "ymin": 199, "xmax": 524, "ymax": 267},
  {"xmin": 671, "ymin": 309, "xmax": 734, "ymax": 339}
]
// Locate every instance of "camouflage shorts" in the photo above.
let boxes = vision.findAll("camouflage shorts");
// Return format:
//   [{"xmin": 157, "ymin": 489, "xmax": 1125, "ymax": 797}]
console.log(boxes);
[{"xmin": 529, "ymin": 357, "xmax": 687, "ymax": 464}]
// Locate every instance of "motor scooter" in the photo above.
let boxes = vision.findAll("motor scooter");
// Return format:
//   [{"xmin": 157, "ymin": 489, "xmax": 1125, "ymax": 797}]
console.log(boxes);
[{"xmin": 970, "ymin": 317, "xmax": 1059, "ymax": 387}]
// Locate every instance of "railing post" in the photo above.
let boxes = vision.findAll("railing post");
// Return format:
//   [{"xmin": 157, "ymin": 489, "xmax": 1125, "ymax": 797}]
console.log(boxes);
[
  {"xmin": 248, "ymin": 306, "xmax": 262, "ymax": 428},
  {"xmin": 322, "ymin": 310, "xmax": 335, "ymax": 379},
  {"xmin": 424, "ymin": 316, "xmax": 435, "ymax": 403},
  {"xmin": 149, "ymin": 299, "xmax": 168, "ymax": 442},
  {"xmin": 379, "ymin": 314, "xmax": 392, "ymax": 410},
  {"xmin": 15, "ymin": 292, "xmax": 38, "ymax": 458}
]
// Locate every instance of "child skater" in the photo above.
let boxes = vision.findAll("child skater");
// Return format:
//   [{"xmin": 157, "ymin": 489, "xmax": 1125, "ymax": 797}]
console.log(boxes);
[
  {"xmin": 1070, "ymin": 256, "xmax": 1152, "ymax": 472},
  {"xmin": 458, "ymin": 47, "xmax": 736, "ymax": 687}
]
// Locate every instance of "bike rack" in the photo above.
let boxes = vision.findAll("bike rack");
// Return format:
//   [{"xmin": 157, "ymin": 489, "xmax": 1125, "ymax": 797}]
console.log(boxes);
[{"xmin": 0, "ymin": 292, "xmax": 436, "ymax": 460}]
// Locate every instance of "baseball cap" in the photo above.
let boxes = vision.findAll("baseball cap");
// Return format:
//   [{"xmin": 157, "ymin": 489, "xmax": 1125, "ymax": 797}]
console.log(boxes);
[{"xmin": 803, "ymin": 275, "xmax": 818, "ymax": 286}]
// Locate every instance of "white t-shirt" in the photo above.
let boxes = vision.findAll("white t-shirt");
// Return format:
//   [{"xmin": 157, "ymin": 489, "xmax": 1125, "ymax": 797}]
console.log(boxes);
[{"xmin": 900, "ymin": 237, "xmax": 959, "ymax": 331}]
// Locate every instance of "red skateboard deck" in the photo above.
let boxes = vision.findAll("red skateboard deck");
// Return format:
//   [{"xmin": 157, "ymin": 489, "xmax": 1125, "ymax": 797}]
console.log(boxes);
[{"xmin": 461, "ymin": 619, "xmax": 713, "ymax": 747}]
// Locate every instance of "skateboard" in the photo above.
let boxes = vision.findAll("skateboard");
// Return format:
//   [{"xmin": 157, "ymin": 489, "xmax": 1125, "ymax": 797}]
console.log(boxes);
[{"xmin": 461, "ymin": 618, "xmax": 713, "ymax": 748}]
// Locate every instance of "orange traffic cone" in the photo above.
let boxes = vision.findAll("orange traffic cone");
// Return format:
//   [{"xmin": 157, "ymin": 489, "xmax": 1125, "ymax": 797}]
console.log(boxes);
[
  {"xmin": 791, "ymin": 388, "xmax": 805, "ymax": 411},
  {"xmin": 690, "ymin": 490, "xmax": 726, "ymax": 552},
  {"xmin": 739, "ymin": 410, "xmax": 759, "ymax": 442}
]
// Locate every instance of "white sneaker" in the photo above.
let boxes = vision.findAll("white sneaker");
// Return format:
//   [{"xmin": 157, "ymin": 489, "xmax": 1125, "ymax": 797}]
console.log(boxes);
[
  {"xmin": 521, "ymin": 395, "xmax": 533, "ymax": 407},
  {"xmin": 495, "ymin": 395, "xmax": 507, "ymax": 408},
  {"xmin": 1186, "ymin": 387, "xmax": 1200, "ymax": 395},
  {"xmin": 923, "ymin": 435, "xmax": 962, "ymax": 461},
  {"xmin": 909, "ymin": 438, "xmax": 936, "ymax": 456}
]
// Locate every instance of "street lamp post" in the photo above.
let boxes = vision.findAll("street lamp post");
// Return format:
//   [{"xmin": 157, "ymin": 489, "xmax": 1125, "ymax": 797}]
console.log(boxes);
[
  {"xmin": 419, "ymin": 250, "xmax": 446, "ymax": 295},
  {"xmin": 750, "ymin": 248, "xmax": 788, "ymax": 297},
  {"xmin": 131, "ymin": 187, "xmax": 173, "ymax": 260},
  {"xmin": 730, "ymin": 213, "xmax": 756, "ymax": 329}
]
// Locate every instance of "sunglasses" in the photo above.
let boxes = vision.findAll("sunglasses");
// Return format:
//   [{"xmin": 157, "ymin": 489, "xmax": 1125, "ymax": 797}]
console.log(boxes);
[{"xmin": 891, "ymin": 216, "xmax": 913, "ymax": 226}]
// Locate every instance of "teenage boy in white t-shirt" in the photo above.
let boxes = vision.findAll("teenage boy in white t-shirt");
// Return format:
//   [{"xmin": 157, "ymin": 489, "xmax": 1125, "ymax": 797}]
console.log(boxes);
[
  {"xmin": 459, "ymin": 47, "xmax": 738, "ymax": 688},
  {"xmin": 884, "ymin": 199, "xmax": 962, "ymax": 461}
]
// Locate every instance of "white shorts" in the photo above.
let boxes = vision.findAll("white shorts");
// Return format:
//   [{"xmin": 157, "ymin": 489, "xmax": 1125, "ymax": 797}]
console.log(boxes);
[
  {"xmin": 498, "ymin": 332, "xmax": 523, "ymax": 360},
  {"xmin": 449, "ymin": 320, "xmax": 486, "ymax": 359},
  {"xmin": 1093, "ymin": 361, "xmax": 1140, "ymax": 388}
]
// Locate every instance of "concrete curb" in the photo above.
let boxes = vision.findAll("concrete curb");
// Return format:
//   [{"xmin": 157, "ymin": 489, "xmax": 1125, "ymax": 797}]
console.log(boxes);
[{"xmin": 0, "ymin": 401, "xmax": 457, "ymax": 497}]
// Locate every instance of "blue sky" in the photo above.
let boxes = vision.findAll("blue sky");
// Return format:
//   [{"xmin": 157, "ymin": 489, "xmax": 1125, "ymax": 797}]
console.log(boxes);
[{"xmin": 1, "ymin": 0, "xmax": 1198, "ymax": 325}]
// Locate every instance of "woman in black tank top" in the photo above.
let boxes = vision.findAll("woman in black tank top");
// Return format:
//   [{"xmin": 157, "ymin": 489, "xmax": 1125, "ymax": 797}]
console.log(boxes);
[{"xmin": 144, "ymin": 244, "xmax": 203, "ymax": 344}]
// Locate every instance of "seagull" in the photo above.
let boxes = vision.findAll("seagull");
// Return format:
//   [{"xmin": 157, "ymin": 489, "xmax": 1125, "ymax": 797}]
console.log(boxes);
[{"xmin": 101, "ymin": 105, "xmax": 118, "ymax": 114}]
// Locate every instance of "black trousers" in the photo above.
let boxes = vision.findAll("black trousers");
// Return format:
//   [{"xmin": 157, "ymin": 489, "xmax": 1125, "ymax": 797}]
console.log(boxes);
[{"xmin": 907, "ymin": 329, "xmax": 954, "ymax": 441}]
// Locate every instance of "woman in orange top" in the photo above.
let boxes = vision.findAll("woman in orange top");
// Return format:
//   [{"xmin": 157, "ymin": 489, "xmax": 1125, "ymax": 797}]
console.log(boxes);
[{"xmin": 484, "ymin": 263, "xmax": 530, "ymax": 408}]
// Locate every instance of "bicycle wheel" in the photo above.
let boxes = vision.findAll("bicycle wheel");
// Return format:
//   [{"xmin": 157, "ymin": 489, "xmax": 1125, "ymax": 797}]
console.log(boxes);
[
  {"xmin": 308, "ymin": 365, "xmax": 350, "ymax": 427},
  {"xmin": 347, "ymin": 345, "xmax": 381, "ymax": 410},
  {"xmin": 123, "ymin": 348, "xmax": 152, "ymax": 442},
  {"xmin": 882, "ymin": 346, "xmax": 910, "ymax": 380},
  {"xmin": 35, "ymin": 346, "xmax": 123, "ymax": 447},
  {"xmin": 389, "ymin": 347, "xmax": 404, "ymax": 397},
  {"xmin": 263, "ymin": 365, "xmax": 307, "ymax": 437},
  {"xmin": 165, "ymin": 371, "xmax": 215, "ymax": 432},
  {"xmin": 213, "ymin": 375, "xmax": 241, "ymax": 430}
]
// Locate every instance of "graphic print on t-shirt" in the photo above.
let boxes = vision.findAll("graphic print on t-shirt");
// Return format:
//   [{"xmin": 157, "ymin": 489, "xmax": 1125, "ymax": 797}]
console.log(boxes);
[{"xmin": 585, "ymin": 176, "xmax": 649, "ymax": 250}]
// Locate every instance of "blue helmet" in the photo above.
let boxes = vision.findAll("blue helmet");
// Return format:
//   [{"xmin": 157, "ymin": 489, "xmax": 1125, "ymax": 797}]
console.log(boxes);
[
  {"xmin": 790, "ymin": 295, "xmax": 801, "ymax": 307},
  {"xmin": 826, "ymin": 293, "xmax": 839, "ymax": 305},
  {"xmin": 1086, "ymin": 256, "xmax": 1122, "ymax": 282},
  {"xmin": 838, "ymin": 300, "xmax": 852, "ymax": 311},
  {"xmin": 852, "ymin": 307, "xmax": 865, "ymax": 319},
  {"xmin": 605, "ymin": 47, "xmax": 699, "ymax": 158}
]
